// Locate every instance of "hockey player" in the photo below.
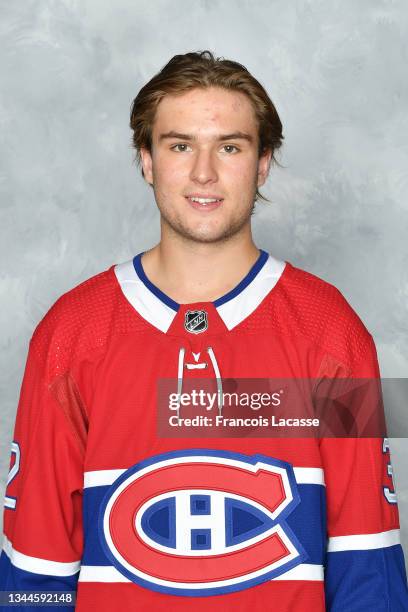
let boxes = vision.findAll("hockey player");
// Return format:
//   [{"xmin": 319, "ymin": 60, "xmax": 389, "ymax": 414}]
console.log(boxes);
[{"xmin": 1, "ymin": 50, "xmax": 407, "ymax": 611}]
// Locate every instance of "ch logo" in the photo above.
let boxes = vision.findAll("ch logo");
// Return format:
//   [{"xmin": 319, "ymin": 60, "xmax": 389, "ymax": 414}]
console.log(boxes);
[
  {"xmin": 184, "ymin": 310, "xmax": 208, "ymax": 334},
  {"xmin": 99, "ymin": 450, "xmax": 305, "ymax": 596}
]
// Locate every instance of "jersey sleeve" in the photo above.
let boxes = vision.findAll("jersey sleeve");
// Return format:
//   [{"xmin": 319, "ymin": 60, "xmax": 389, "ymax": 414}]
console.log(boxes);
[
  {"xmin": 320, "ymin": 334, "xmax": 408, "ymax": 610},
  {"xmin": 0, "ymin": 331, "xmax": 85, "ymax": 611}
]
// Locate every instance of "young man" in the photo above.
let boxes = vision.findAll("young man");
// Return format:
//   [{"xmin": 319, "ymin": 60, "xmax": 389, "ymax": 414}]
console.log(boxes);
[{"xmin": 1, "ymin": 51, "xmax": 407, "ymax": 611}]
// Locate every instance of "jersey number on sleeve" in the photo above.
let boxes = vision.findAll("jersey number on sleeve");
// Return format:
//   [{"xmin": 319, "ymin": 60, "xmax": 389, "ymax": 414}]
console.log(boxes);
[
  {"xmin": 382, "ymin": 437, "xmax": 397, "ymax": 504},
  {"xmin": 4, "ymin": 441, "xmax": 20, "ymax": 510}
]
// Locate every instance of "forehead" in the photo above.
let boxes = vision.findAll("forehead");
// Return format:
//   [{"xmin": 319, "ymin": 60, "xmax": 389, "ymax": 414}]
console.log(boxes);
[{"xmin": 152, "ymin": 87, "xmax": 258, "ymax": 137}]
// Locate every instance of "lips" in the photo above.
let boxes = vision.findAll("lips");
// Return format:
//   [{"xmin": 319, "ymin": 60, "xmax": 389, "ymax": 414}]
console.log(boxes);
[{"xmin": 185, "ymin": 195, "xmax": 224, "ymax": 211}]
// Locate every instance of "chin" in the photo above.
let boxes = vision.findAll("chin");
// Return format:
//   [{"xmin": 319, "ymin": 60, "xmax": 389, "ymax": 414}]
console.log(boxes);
[
  {"xmin": 181, "ymin": 224, "xmax": 244, "ymax": 244},
  {"xmin": 180, "ymin": 230, "xmax": 224, "ymax": 244},
  {"xmin": 163, "ymin": 212, "xmax": 247, "ymax": 244}
]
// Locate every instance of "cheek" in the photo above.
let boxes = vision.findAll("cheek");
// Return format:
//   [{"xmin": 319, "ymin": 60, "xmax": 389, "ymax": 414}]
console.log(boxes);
[
  {"xmin": 227, "ymin": 158, "xmax": 258, "ymax": 188},
  {"xmin": 154, "ymin": 155, "xmax": 188, "ymax": 187}
]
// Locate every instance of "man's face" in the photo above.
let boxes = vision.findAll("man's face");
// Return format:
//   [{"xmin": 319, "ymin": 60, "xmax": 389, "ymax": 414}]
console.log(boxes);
[{"xmin": 140, "ymin": 86, "xmax": 271, "ymax": 244}]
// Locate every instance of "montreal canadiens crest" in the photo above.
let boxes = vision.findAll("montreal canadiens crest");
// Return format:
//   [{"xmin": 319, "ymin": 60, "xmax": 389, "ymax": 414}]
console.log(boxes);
[
  {"xmin": 98, "ymin": 450, "xmax": 306, "ymax": 596},
  {"xmin": 184, "ymin": 310, "xmax": 208, "ymax": 334}
]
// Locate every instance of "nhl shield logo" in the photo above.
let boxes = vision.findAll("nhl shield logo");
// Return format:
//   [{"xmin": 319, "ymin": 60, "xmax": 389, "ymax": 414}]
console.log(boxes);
[{"xmin": 184, "ymin": 310, "xmax": 208, "ymax": 334}]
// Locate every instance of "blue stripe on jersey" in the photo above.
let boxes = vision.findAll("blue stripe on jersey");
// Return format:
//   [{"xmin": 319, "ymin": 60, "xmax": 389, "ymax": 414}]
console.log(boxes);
[
  {"xmin": 286, "ymin": 483, "xmax": 327, "ymax": 564},
  {"xmin": 132, "ymin": 249, "xmax": 269, "ymax": 311},
  {"xmin": 81, "ymin": 482, "xmax": 326, "ymax": 566},
  {"xmin": 82, "ymin": 485, "xmax": 110, "ymax": 565},
  {"xmin": 325, "ymin": 545, "xmax": 408, "ymax": 611},
  {"xmin": 0, "ymin": 550, "xmax": 77, "ymax": 612},
  {"xmin": 213, "ymin": 249, "xmax": 269, "ymax": 307},
  {"xmin": 133, "ymin": 253, "xmax": 180, "ymax": 311}
]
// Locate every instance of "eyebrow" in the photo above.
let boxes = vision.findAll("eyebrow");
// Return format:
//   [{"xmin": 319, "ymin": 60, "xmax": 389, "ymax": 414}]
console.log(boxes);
[{"xmin": 158, "ymin": 130, "xmax": 254, "ymax": 143}]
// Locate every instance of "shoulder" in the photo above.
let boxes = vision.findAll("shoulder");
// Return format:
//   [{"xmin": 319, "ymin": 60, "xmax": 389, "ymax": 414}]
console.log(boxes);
[
  {"xmin": 36, "ymin": 266, "xmax": 117, "ymax": 331},
  {"xmin": 268, "ymin": 259, "xmax": 376, "ymax": 372},
  {"xmin": 29, "ymin": 262, "xmax": 142, "ymax": 378},
  {"xmin": 279, "ymin": 261, "xmax": 365, "ymax": 326}
]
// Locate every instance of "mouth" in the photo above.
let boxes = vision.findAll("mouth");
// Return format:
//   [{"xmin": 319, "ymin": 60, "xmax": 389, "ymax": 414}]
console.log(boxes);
[{"xmin": 185, "ymin": 195, "xmax": 224, "ymax": 211}]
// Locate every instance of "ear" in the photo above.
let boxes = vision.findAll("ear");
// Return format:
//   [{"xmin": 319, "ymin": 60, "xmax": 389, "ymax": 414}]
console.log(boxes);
[
  {"xmin": 257, "ymin": 149, "xmax": 272, "ymax": 187},
  {"xmin": 140, "ymin": 147, "xmax": 154, "ymax": 185}
]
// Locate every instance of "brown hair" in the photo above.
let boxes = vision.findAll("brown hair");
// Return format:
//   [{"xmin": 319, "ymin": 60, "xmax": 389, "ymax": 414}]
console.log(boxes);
[{"xmin": 130, "ymin": 50, "xmax": 284, "ymax": 202}]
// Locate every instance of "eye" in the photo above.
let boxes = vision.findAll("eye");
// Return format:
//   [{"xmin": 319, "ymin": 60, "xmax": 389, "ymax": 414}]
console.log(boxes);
[
  {"xmin": 222, "ymin": 144, "xmax": 240, "ymax": 154},
  {"xmin": 171, "ymin": 143, "xmax": 192, "ymax": 152}
]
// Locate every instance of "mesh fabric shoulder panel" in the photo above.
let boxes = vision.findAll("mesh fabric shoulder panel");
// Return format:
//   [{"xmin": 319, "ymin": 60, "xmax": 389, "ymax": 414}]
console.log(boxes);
[{"xmin": 237, "ymin": 262, "xmax": 373, "ymax": 373}]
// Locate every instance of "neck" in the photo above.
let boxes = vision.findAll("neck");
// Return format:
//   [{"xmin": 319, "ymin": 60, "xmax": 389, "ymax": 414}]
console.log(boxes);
[{"xmin": 141, "ymin": 227, "xmax": 260, "ymax": 304}]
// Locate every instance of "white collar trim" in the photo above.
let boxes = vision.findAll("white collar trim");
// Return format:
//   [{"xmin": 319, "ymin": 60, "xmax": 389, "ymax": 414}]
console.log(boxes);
[
  {"xmin": 114, "ymin": 254, "xmax": 286, "ymax": 333},
  {"xmin": 216, "ymin": 255, "xmax": 285, "ymax": 330},
  {"xmin": 114, "ymin": 259, "xmax": 176, "ymax": 333}
]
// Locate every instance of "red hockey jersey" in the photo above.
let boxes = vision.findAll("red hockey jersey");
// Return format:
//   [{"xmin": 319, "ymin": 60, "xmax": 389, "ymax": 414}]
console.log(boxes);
[{"xmin": 1, "ymin": 249, "xmax": 407, "ymax": 610}]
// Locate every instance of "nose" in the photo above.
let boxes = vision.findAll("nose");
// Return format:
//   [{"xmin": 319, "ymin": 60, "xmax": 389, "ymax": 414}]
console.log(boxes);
[{"xmin": 189, "ymin": 149, "xmax": 218, "ymax": 185}]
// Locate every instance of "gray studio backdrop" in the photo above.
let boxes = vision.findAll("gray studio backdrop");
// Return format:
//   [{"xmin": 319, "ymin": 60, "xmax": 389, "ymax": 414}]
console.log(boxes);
[{"xmin": 1, "ymin": 0, "xmax": 407, "ymax": 565}]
